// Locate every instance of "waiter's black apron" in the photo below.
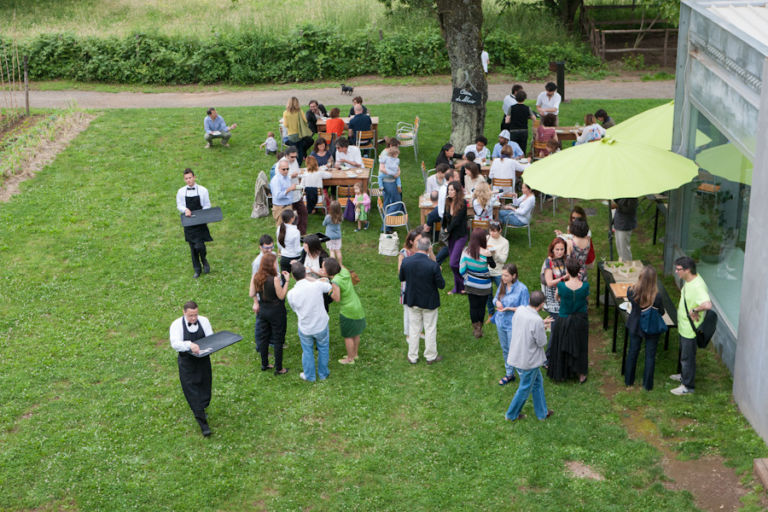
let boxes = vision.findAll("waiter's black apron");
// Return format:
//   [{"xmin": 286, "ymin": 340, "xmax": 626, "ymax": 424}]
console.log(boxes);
[
  {"xmin": 178, "ymin": 321, "xmax": 212, "ymax": 417},
  {"xmin": 183, "ymin": 193, "xmax": 213, "ymax": 247}
]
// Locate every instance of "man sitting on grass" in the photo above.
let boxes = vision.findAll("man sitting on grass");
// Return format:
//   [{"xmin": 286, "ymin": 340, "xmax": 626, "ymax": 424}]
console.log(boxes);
[{"xmin": 204, "ymin": 108, "xmax": 237, "ymax": 148}]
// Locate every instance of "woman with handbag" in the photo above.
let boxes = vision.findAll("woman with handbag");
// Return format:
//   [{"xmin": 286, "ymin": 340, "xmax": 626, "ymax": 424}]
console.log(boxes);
[
  {"xmin": 624, "ymin": 265, "xmax": 666, "ymax": 390},
  {"xmin": 283, "ymin": 96, "xmax": 312, "ymax": 165}
]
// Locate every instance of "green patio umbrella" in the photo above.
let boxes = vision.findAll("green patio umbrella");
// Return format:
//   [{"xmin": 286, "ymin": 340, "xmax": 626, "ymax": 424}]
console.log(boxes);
[
  {"xmin": 523, "ymin": 137, "xmax": 699, "ymax": 200},
  {"xmin": 607, "ymin": 101, "xmax": 711, "ymax": 149},
  {"xmin": 695, "ymin": 143, "xmax": 753, "ymax": 186}
]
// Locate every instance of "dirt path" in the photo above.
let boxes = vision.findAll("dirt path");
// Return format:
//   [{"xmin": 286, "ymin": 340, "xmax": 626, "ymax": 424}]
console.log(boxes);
[{"xmin": 11, "ymin": 78, "xmax": 674, "ymax": 109}]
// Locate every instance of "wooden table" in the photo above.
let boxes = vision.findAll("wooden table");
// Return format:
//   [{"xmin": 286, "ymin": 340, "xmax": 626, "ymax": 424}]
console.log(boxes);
[
  {"xmin": 418, "ymin": 194, "xmax": 500, "ymax": 224},
  {"xmin": 323, "ymin": 168, "xmax": 370, "ymax": 192},
  {"xmin": 555, "ymin": 126, "xmax": 580, "ymax": 142}
]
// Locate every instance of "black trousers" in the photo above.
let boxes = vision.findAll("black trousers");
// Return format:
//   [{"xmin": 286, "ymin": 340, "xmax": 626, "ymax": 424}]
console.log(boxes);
[
  {"xmin": 188, "ymin": 241, "xmax": 208, "ymax": 272},
  {"xmin": 468, "ymin": 293, "xmax": 488, "ymax": 323},
  {"xmin": 256, "ymin": 303, "xmax": 287, "ymax": 371},
  {"xmin": 178, "ymin": 352, "xmax": 212, "ymax": 417},
  {"xmin": 508, "ymin": 129, "xmax": 528, "ymax": 156},
  {"xmin": 305, "ymin": 187, "xmax": 319, "ymax": 215}
]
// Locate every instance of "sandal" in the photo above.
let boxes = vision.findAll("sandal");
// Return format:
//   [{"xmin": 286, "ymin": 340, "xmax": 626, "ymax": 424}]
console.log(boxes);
[
  {"xmin": 261, "ymin": 364, "xmax": 274, "ymax": 371},
  {"xmin": 338, "ymin": 358, "xmax": 355, "ymax": 365},
  {"xmin": 498, "ymin": 374, "xmax": 516, "ymax": 386},
  {"xmin": 275, "ymin": 368, "xmax": 289, "ymax": 375}
]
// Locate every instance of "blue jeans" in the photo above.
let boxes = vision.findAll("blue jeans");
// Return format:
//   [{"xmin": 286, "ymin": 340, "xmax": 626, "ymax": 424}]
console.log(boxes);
[
  {"xmin": 624, "ymin": 333, "xmax": 659, "ymax": 390},
  {"xmin": 496, "ymin": 324, "xmax": 516, "ymax": 376},
  {"xmin": 505, "ymin": 368, "xmax": 548, "ymax": 420},
  {"xmin": 486, "ymin": 275, "xmax": 501, "ymax": 316},
  {"xmin": 499, "ymin": 209, "xmax": 527, "ymax": 226},
  {"xmin": 298, "ymin": 326, "xmax": 330, "ymax": 382}
]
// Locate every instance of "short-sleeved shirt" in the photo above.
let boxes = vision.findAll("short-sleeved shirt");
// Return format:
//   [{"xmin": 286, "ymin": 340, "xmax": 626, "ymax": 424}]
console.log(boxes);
[
  {"xmin": 536, "ymin": 91, "xmax": 562, "ymax": 115},
  {"xmin": 287, "ymin": 279, "xmax": 333, "ymax": 335},
  {"xmin": 332, "ymin": 268, "xmax": 365, "ymax": 320},
  {"xmin": 677, "ymin": 275, "xmax": 710, "ymax": 338},
  {"xmin": 507, "ymin": 103, "xmax": 533, "ymax": 129}
]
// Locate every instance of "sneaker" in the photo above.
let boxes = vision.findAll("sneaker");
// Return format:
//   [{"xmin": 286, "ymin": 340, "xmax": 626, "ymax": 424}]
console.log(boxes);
[
  {"xmin": 354, "ymin": 228, "xmax": 361, "ymax": 232},
  {"xmin": 204, "ymin": 143, "xmax": 211, "ymax": 148},
  {"xmin": 364, "ymin": 222, "xmax": 369, "ymax": 230},
  {"xmin": 670, "ymin": 384, "xmax": 693, "ymax": 395},
  {"xmin": 669, "ymin": 373, "xmax": 682, "ymax": 382},
  {"xmin": 299, "ymin": 372, "xmax": 309, "ymax": 381}
]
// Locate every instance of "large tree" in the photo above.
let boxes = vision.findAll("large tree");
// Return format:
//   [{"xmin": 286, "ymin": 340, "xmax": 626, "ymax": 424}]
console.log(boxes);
[{"xmin": 436, "ymin": 0, "xmax": 487, "ymax": 150}]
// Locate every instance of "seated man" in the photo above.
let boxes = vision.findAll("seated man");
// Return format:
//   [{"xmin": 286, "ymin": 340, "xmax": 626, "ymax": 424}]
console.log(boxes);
[
  {"xmin": 306, "ymin": 100, "xmax": 328, "ymax": 134},
  {"xmin": 334, "ymin": 137, "xmax": 363, "ymax": 168},
  {"xmin": 491, "ymin": 130, "xmax": 524, "ymax": 159},
  {"xmin": 463, "ymin": 136, "xmax": 490, "ymax": 164},
  {"xmin": 348, "ymin": 103, "xmax": 372, "ymax": 145},
  {"xmin": 204, "ymin": 108, "xmax": 237, "ymax": 148},
  {"xmin": 425, "ymin": 164, "xmax": 448, "ymax": 196}
]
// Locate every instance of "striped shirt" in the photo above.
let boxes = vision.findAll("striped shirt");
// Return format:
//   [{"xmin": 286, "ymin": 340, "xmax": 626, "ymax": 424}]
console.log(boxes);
[{"xmin": 459, "ymin": 251, "xmax": 496, "ymax": 295}]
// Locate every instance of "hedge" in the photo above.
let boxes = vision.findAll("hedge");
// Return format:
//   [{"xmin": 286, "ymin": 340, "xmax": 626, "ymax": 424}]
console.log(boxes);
[{"xmin": 8, "ymin": 26, "xmax": 600, "ymax": 85}]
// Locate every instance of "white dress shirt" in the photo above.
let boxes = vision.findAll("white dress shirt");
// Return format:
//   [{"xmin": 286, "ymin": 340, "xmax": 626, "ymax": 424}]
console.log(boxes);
[
  {"xmin": 536, "ymin": 91, "xmax": 562, "ymax": 116},
  {"xmin": 335, "ymin": 146, "xmax": 363, "ymax": 167},
  {"xmin": 169, "ymin": 315, "xmax": 214, "ymax": 352},
  {"xmin": 512, "ymin": 194, "xmax": 536, "ymax": 224},
  {"xmin": 425, "ymin": 174, "xmax": 444, "ymax": 196},
  {"xmin": 489, "ymin": 158, "xmax": 528, "ymax": 194},
  {"xmin": 463, "ymin": 144, "xmax": 490, "ymax": 162},
  {"xmin": 176, "ymin": 184, "xmax": 211, "ymax": 213},
  {"xmin": 437, "ymin": 182, "xmax": 449, "ymax": 218}
]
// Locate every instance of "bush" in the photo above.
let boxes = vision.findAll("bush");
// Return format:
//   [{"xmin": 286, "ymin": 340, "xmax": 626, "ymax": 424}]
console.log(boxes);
[{"xmin": 20, "ymin": 26, "xmax": 600, "ymax": 84}]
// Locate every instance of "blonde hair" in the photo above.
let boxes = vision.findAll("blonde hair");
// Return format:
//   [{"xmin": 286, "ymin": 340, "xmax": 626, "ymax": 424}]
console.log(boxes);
[
  {"xmin": 305, "ymin": 156, "xmax": 318, "ymax": 173},
  {"xmin": 329, "ymin": 201, "xmax": 343, "ymax": 224},
  {"xmin": 473, "ymin": 181, "xmax": 491, "ymax": 208},
  {"xmin": 353, "ymin": 183, "xmax": 362, "ymax": 194},
  {"xmin": 286, "ymin": 96, "xmax": 300, "ymax": 113}
]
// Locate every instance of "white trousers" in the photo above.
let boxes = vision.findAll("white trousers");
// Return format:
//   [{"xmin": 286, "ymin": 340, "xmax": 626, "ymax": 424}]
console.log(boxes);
[
  {"xmin": 407, "ymin": 306, "xmax": 438, "ymax": 363},
  {"xmin": 615, "ymin": 229, "xmax": 633, "ymax": 262}
]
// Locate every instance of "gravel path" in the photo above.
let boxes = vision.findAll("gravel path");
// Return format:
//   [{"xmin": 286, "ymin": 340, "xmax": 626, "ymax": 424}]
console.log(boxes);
[{"xmin": 14, "ymin": 79, "xmax": 674, "ymax": 109}]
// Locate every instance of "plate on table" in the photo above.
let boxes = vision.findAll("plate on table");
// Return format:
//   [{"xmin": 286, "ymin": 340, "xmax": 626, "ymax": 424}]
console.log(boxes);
[{"xmin": 518, "ymin": 158, "xmax": 529, "ymax": 164}]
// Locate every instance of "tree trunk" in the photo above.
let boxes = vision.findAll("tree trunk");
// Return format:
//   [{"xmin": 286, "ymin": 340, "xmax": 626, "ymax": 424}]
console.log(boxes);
[{"xmin": 436, "ymin": 0, "xmax": 487, "ymax": 151}]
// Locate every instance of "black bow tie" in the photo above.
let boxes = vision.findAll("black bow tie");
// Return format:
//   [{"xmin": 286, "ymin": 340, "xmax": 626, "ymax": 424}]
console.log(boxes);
[
  {"xmin": 187, "ymin": 322, "xmax": 198, "ymax": 327},
  {"xmin": 187, "ymin": 187, "xmax": 195, "ymax": 190}
]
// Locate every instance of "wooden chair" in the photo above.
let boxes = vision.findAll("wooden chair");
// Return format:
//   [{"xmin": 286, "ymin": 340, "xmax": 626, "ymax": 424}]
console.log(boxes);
[
  {"xmin": 421, "ymin": 161, "xmax": 436, "ymax": 184},
  {"xmin": 378, "ymin": 197, "xmax": 409, "ymax": 232},
  {"xmin": 337, "ymin": 185, "xmax": 355, "ymax": 208},
  {"xmin": 362, "ymin": 157, "xmax": 375, "ymax": 170},
  {"xmin": 531, "ymin": 140, "xmax": 549, "ymax": 161},
  {"xmin": 491, "ymin": 177, "xmax": 515, "ymax": 203},
  {"xmin": 356, "ymin": 130, "xmax": 377, "ymax": 160},
  {"xmin": 471, "ymin": 219, "xmax": 490, "ymax": 231},
  {"xmin": 318, "ymin": 131, "xmax": 335, "ymax": 145},
  {"xmin": 396, "ymin": 116, "xmax": 419, "ymax": 160}
]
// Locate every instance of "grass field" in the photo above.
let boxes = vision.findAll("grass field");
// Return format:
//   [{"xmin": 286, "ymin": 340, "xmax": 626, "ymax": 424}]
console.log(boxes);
[{"xmin": 1, "ymin": 98, "xmax": 766, "ymax": 511}]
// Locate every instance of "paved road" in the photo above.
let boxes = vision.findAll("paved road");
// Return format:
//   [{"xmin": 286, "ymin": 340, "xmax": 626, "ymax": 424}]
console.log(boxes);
[{"xmin": 12, "ymin": 79, "xmax": 674, "ymax": 109}]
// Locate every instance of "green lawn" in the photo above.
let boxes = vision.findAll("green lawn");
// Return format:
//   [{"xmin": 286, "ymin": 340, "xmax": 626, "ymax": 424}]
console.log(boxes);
[{"xmin": 0, "ymin": 99, "xmax": 765, "ymax": 511}]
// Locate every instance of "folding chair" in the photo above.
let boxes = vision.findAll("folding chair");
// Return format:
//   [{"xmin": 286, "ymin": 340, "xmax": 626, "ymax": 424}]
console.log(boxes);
[
  {"xmin": 356, "ymin": 130, "xmax": 377, "ymax": 160},
  {"xmin": 378, "ymin": 198, "xmax": 409, "ymax": 233},
  {"xmin": 396, "ymin": 116, "xmax": 419, "ymax": 160},
  {"xmin": 504, "ymin": 219, "xmax": 532, "ymax": 247}
]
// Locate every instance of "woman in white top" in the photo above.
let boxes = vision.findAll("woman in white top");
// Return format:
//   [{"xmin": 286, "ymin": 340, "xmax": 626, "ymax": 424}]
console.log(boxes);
[
  {"xmin": 575, "ymin": 113, "xmax": 607, "ymax": 145},
  {"xmin": 300, "ymin": 156, "xmax": 332, "ymax": 214},
  {"xmin": 472, "ymin": 182, "xmax": 494, "ymax": 221},
  {"xmin": 499, "ymin": 182, "xmax": 535, "ymax": 226},
  {"xmin": 301, "ymin": 234, "xmax": 328, "ymax": 279},
  {"xmin": 462, "ymin": 161, "xmax": 486, "ymax": 195},
  {"xmin": 276, "ymin": 209, "xmax": 302, "ymax": 273},
  {"xmin": 485, "ymin": 221, "xmax": 509, "ymax": 318}
]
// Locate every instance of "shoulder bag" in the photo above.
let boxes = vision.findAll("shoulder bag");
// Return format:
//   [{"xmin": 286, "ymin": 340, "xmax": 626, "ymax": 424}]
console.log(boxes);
[
  {"xmin": 684, "ymin": 294, "xmax": 717, "ymax": 348},
  {"xmin": 639, "ymin": 304, "xmax": 667, "ymax": 336}
]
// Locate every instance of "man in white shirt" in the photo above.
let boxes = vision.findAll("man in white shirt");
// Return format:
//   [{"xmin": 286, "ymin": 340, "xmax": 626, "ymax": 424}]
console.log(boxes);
[
  {"xmin": 425, "ymin": 164, "xmax": 447, "ymax": 196},
  {"xmin": 502, "ymin": 84, "xmax": 524, "ymax": 116},
  {"xmin": 504, "ymin": 291, "xmax": 554, "ymax": 422},
  {"xmin": 334, "ymin": 137, "xmax": 363, "ymax": 168},
  {"xmin": 176, "ymin": 168, "xmax": 212, "ymax": 279},
  {"xmin": 536, "ymin": 82, "xmax": 562, "ymax": 117},
  {"xmin": 169, "ymin": 300, "xmax": 215, "ymax": 436},
  {"xmin": 284, "ymin": 148, "xmax": 308, "ymax": 235},
  {"xmin": 463, "ymin": 136, "xmax": 490, "ymax": 163},
  {"xmin": 286, "ymin": 262, "xmax": 333, "ymax": 382}
]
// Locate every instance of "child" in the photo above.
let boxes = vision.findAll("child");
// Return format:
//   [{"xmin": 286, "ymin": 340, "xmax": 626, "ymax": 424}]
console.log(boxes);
[
  {"xmin": 378, "ymin": 141, "xmax": 402, "ymax": 193},
  {"xmin": 352, "ymin": 183, "xmax": 371, "ymax": 232},
  {"xmin": 269, "ymin": 151, "xmax": 285, "ymax": 180},
  {"xmin": 301, "ymin": 156, "xmax": 332, "ymax": 215},
  {"xmin": 260, "ymin": 131, "xmax": 278, "ymax": 155},
  {"xmin": 323, "ymin": 201, "xmax": 343, "ymax": 265},
  {"xmin": 539, "ymin": 138, "xmax": 561, "ymax": 159},
  {"xmin": 379, "ymin": 145, "xmax": 402, "ymax": 210}
]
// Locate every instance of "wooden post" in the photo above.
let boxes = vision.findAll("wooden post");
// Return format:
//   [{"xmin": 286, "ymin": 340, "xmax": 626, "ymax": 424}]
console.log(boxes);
[{"xmin": 24, "ymin": 54, "xmax": 29, "ymax": 117}]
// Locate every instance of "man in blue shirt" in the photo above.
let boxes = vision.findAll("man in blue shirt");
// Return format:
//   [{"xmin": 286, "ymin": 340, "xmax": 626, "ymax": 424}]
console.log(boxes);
[
  {"xmin": 492, "ymin": 130, "xmax": 524, "ymax": 159},
  {"xmin": 269, "ymin": 158, "xmax": 296, "ymax": 225},
  {"xmin": 204, "ymin": 108, "xmax": 237, "ymax": 148},
  {"xmin": 347, "ymin": 103, "xmax": 372, "ymax": 146}
]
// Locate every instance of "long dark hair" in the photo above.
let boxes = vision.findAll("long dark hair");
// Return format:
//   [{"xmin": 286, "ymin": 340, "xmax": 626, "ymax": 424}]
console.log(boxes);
[
  {"xmin": 463, "ymin": 161, "xmax": 480, "ymax": 180},
  {"xmin": 497, "ymin": 263, "xmax": 519, "ymax": 299},
  {"xmin": 278, "ymin": 209, "xmax": 296, "ymax": 247},
  {"xmin": 304, "ymin": 234, "xmax": 327, "ymax": 259},
  {"xmin": 631, "ymin": 265, "xmax": 659, "ymax": 309},
  {"xmin": 438, "ymin": 143, "xmax": 454, "ymax": 161},
  {"xmin": 466, "ymin": 228, "xmax": 488, "ymax": 259},
  {"xmin": 445, "ymin": 180, "xmax": 465, "ymax": 216}
]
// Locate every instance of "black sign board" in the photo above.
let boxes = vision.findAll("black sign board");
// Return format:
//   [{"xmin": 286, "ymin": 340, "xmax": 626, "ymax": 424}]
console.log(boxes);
[
  {"xmin": 180, "ymin": 207, "xmax": 223, "ymax": 227},
  {"xmin": 451, "ymin": 87, "xmax": 482, "ymax": 106}
]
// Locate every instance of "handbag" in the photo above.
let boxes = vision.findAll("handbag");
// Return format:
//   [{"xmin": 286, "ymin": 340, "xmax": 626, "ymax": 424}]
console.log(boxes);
[
  {"xmin": 343, "ymin": 200, "xmax": 356, "ymax": 222},
  {"xmin": 639, "ymin": 305, "xmax": 667, "ymax": 335},
  {"xmin": 684, "ymin": 295, "xmax": 717, "ymax": 348},
  {"xmin": 586, "ymin": 238, "xmax": 596, "ymax": 265},
  {"xmin": 378, "ymin": 232, "xmax": 399, "ymax": 256},
  {"xmin": 297, "ymin": 112, "xmax": 313, "ymax": 139},
  {"xmin": 439, "ymin": 230, "xmax": 450, "ymax": 244}
]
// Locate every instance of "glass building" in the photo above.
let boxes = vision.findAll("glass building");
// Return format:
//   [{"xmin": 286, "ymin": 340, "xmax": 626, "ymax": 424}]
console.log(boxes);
[{"xmin": 669, "ymin": 0, "xmax": 768, "ymax": 441}]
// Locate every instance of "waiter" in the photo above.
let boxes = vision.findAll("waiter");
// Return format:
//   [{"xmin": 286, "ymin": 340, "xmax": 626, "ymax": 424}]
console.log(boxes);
[
  {"xmin": 176, "ymin": 168, "xmax": 212, "ymax": 278},
  {"xmin": 169, "ymin": 300, "xmax": 214, "ymax": 436}
]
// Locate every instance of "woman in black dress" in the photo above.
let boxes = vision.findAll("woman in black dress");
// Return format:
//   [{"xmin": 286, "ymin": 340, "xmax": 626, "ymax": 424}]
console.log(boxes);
[{"xmin": 249, "ymin": 252, "xmax": 290, "ymax": 375}]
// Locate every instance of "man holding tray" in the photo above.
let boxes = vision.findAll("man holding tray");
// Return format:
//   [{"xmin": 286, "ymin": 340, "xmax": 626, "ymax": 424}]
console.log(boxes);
[
  {"xmin": 176, "ymin": 168, "xmax": 213, "ymax": 278},
  {"xmin": 169, "ymin": 301, "xmax": 215, "ymax": 436}
]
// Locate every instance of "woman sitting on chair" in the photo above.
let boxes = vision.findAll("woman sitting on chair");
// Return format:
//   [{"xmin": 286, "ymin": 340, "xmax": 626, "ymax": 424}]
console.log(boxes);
[
  {"xmin": 462, "ymin": 161, "xmax": 486, "ymax": 195},
  {"xmin": 499, "ymin": 182, "xmax": 535, "ymax": 227},
  {"xmin": 472, "ymin": 182, "xmax": 494, "ymax": 221}
]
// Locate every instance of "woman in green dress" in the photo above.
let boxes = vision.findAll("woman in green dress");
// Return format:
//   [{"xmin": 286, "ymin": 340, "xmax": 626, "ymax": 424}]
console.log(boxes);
[
  {"xmin": 323, "ymin": 258, "xmax": 366, "ymax": 365},
  {"xmin": 546, "ymin": 256, "xmax": 590, "ymax": 383}
]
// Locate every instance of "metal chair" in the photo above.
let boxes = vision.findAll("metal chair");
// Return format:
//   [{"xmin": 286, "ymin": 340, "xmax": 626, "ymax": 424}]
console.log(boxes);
[
  {"xmin": 503, "ymin": 219, "xmax": 532, "ymax": 247},
  {"xmin": 421, "ymin": 161, "xmax": 436, "ymax": 184},
  {"xmin": 396, "ymin": 116, "xmax": 419, "ymax": 160},
  {"xmin": 356, "ymin": 130, "xmax": 377, "ymax": 160},
  {"xmin": 378, "ymin": 198, "xmax": 409, "ymax": 232}
]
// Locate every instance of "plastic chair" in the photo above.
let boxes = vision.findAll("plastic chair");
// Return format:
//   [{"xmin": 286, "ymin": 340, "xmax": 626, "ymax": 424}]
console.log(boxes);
[{"xmin": 396, "ymin": 116, "xmax": 419, "ymax": 160}]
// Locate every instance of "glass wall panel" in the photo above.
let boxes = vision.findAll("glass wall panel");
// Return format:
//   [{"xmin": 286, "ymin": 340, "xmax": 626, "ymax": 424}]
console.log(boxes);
[{"xmin": 681, "ymin": 109, "xmax": 751, "ymax": 331}]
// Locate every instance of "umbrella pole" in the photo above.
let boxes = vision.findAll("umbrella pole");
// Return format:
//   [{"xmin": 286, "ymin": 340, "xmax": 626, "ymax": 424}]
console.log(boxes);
[{"xmin": 608, "ymin": 202, "xmax": 614, "ymax": 261}]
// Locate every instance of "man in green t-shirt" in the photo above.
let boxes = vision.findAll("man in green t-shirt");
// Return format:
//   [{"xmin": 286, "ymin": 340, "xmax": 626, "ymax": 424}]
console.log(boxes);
[{"xmin": 670, "ymin": 256, "xmax": 712, "ymax": 395}]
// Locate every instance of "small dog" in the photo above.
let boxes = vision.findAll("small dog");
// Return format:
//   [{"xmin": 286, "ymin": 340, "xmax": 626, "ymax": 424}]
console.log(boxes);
[{"xmin": 341, "ymin": 84, "xmax": 354, "ymax": 95}]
